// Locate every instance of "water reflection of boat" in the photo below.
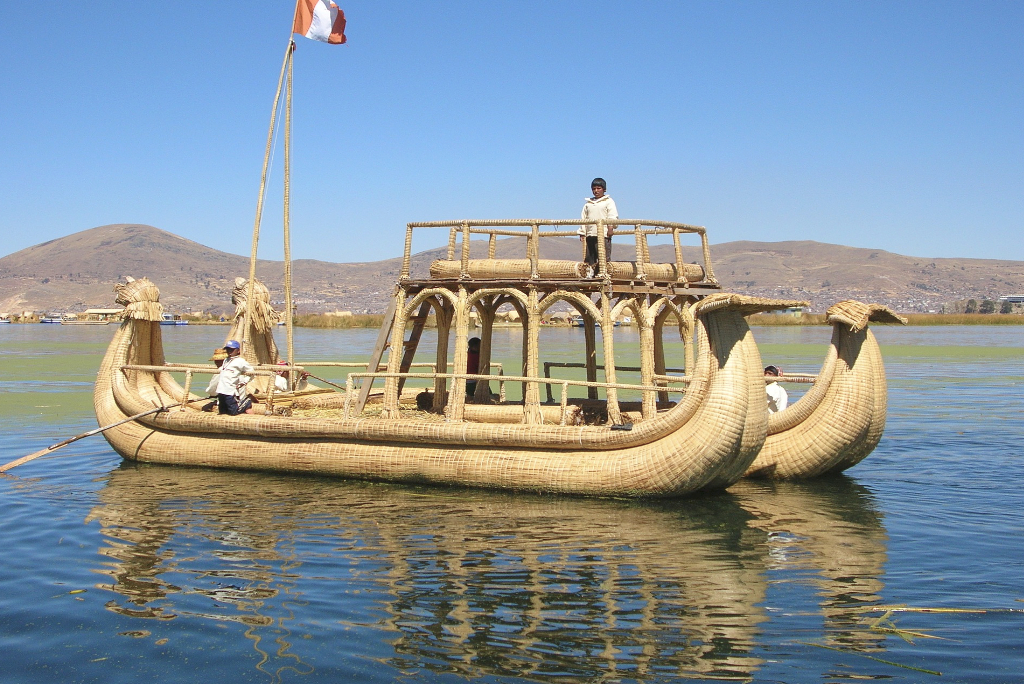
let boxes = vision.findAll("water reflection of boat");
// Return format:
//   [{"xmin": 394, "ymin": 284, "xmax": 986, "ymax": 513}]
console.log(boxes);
[
  {"xmin": 730, "ymin": 476, "xmax": 889, "ymax": 652},
  {"xmin": 86, "ymin": 463, "xmax": 772, "ymax": 680}
]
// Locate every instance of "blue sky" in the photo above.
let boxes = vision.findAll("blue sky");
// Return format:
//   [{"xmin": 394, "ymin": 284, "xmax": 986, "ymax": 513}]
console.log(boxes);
[{"xmin": 1, "ymin": 1, "xmax": 1021, "ymax": 263}]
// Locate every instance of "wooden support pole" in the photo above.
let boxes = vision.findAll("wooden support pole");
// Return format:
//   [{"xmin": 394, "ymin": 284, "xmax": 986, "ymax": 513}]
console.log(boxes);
[
  {"xmin": 474, "ymin": 299, "xmax": 496, "ymax": 403},
  {"xmin": 447, "ymin": 286, "xmax": 470, "ymax": 421},
  {"xmin": 523, "ymin": 287, "xmax": 542, "ymax": 424},
  {"xmin": 584, "ymin": 308, "xmax": 598, "ymax": 400},
  {"xmin": 599, "ymin": 290, "xmax": 622, "ymax": 425},
  {"xmin": 638, "ymin": 301, "xmax": 657, "ymax": 420},
  {"xmin": 376, "ymin": 289, "xmax": 405, "ymax": 419}
]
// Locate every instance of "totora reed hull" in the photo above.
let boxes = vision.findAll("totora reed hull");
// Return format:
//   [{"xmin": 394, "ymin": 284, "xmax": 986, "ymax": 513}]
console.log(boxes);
[{"xmin": 95, "ymin": 280, "xmax": 794, "ymax": 498}]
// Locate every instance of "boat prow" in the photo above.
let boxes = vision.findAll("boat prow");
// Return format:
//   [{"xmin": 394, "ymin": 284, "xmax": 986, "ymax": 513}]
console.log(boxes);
[{"xmin": 743, "ymin": 300, "xmax": 906, "ymax": 479}]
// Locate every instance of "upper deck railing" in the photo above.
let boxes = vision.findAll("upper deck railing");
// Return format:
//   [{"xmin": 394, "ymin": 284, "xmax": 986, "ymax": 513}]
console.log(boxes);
[{"xmin": 399, "ymin": 219, "xmax": 718, "ymax": 287}]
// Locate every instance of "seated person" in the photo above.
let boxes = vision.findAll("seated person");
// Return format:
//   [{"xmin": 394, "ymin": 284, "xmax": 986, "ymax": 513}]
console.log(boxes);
[
  {"xmin": 273, "ymin": 360, "xmax": 311, "ymax": 392},
  {"xmin": 202, "ymin": 347, "xmax": 229, "ymax": 411},
  {"xmin": 764, "ymin": 365, "xmax": 788, "ymax": 413}
]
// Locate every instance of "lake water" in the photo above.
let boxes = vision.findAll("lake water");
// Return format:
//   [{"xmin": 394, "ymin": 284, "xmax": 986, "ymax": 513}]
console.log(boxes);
[{"xmin": 1, "ymin": 323, "xmax": 1022, "ymax": 683}]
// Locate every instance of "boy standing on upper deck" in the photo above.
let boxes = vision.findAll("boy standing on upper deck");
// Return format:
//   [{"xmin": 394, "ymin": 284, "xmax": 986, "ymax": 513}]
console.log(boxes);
[{"xmin": 578, "ymin": 178, "xmax": 618, "ymax": 276}]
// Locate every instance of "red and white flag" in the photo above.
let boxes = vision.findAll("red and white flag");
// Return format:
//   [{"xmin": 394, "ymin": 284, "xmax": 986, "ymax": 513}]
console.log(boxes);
[{"xmin": 293, "ymin": 0, "xmax": 347, "ymax": 44}]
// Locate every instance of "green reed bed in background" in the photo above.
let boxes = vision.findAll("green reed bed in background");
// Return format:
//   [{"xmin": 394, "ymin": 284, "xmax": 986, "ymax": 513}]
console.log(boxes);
[
  {"xmin": 749, "ymin": 312, "xmax": 1024, "ymax": 326},
  {"xmin": 293, "ymin": 313, "xmax": 388, "ymax": 329}
]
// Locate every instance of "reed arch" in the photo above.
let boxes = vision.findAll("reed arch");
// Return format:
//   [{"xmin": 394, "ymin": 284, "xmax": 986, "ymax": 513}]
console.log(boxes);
[
  {"xmin": 606, "ymin": 296, "xmax": 655, "ymax": 418},
  {"xmin": 490, "ymin": 292, "xmax": 531, "ymax": 410},
  {"xmin": 537, "ymin": 290, "xmax": 604, "ymax": 402},
  {"xmin": 456, "ymin": 288, "xmax": 531, "ymax": 417},
  {"xmin": 381, "ymin": 287, "xmax": 459, "ymax": 418},
  {"xmin": 650, "ymin": 296, "xmax": 695, "ymax": 398}
]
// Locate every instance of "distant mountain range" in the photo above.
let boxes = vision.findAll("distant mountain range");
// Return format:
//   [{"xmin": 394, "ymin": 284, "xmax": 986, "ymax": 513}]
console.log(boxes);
[{"xmin": 2, "ymin": 223, "xmax": 1023, "ymax": 315}]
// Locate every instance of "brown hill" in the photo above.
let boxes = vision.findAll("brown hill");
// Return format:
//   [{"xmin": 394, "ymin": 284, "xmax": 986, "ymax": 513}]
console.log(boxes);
[{"xmin": 2, "ymin": 223, "xmax": 1022, "ymax": 315}]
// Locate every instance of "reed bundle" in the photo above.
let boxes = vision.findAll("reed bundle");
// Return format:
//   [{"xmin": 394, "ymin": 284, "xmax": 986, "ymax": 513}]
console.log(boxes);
[
  {"xmin": 605, "ymin": 261, "xmax": 705, "ymax": 282},
  {"xmin": 114, "ymin": 277, "xmax": 164, "ymax": 322},
  {"xmin": 232, "ymin": 276, "xmax": 281, "ymax": 333},
  {"xmin": 429, "ymin": 259, "xmax": 586, "ymax": 279}
]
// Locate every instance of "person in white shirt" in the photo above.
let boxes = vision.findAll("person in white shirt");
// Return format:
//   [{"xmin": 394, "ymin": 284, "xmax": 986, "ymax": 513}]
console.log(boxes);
[
  {"xmin": 273, "ymin": 360, "xmax": 310, "ymax": 392},
  {"xmin": 578, "ymin": 178, "xmax": 618, "ymax": 276},
  {"xmin": 764, "ymin": 365, "xmax": 788, "ymax": 413},
  {"xmin": 216, "ymin": 340, "xmax": 255, "ymax": 415}
]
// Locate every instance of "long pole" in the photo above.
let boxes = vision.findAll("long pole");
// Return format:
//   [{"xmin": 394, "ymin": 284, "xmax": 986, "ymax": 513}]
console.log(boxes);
[
  {"xmin": 242, "ymin": 41, "xmax": 293, "ymax": 357},
  {"xmin": 0, "ymin": 406, "xmax": 169, "ymax": 474},
  {"xmin": 283, "ymin": 41, "xmax": 296, "ymax": 386}
]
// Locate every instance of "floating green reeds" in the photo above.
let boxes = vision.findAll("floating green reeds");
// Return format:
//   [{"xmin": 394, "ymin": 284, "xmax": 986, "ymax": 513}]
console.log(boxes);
[{"xmin": 797, "ymin": 641, "xmax": 942, "ymax": 676}]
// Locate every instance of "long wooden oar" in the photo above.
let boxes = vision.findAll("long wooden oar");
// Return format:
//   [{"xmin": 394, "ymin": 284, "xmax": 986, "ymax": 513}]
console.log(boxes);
[
  {"xmin": 304, "ymin": 372, "xmax": 348, "ymax": 392},
  {"xmin": 0, "ymin": 406, "xmax": 168, "ymax": 473}
]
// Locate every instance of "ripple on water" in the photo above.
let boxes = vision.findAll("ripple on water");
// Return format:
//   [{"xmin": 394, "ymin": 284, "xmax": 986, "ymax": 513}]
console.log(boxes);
[{"xmin": 1, "ymin": 324, "xmax": 1023, "ymax": 682}]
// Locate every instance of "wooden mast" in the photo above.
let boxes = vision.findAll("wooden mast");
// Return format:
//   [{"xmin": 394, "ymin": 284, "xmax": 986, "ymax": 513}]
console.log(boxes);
[{"xmin": 282, "ymin": 41, "xmax": 296, "ymax": 384}]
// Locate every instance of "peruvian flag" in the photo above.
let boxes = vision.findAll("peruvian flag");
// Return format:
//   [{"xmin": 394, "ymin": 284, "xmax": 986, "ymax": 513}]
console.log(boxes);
[{"xmin": 293, "ymin": 0, "xmax": 347, "ymax": 44}]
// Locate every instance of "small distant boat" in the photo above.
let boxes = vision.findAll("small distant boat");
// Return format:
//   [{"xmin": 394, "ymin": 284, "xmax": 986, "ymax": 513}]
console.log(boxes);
[
  {"xmin": 160, "ymin": 313, "xmax": 189, "ymax": 326},
  {"xmin": 61, "ymin": 319, "xmax": 111, "ymax": 326},
  {"xmin": 40, "ymin": 317, "xmax": 63, "ymax": 324}
]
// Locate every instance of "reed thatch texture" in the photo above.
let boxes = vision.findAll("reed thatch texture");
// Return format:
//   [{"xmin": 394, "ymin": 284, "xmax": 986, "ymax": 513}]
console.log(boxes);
[
  {"xmin": 826, "ymin": 300, "xmax": 907, "ymax": 332},
  {"xmin": 226, "ymin": 277, "xmax": 281, "ymax": 383},
  {"xmin": 606, "ymin": 262, "xmax": 705, "ymax": 282},
  {"xmin": 114, "ymin": 277, "xmax": 164, "ymax": 322},
  {"xmin": 462, "ymin": 404, "xmax": 583, "ymax": 426},
  {"xmin": 231, "ymin": 276, "xmax": 281, "ymax": 333},
  {"xmin": 743, "ymin": 301, "xmax": 904, "ymax": 479},
  {"xmin": 95, "ymin": 282, "xmax": 793, "ymax": 497}
]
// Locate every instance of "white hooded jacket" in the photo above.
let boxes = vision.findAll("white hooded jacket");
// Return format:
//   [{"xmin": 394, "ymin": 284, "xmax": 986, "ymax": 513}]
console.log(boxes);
[{"xmin": 578, "ymin": 195, "xmax": 618, "ymax": 237}]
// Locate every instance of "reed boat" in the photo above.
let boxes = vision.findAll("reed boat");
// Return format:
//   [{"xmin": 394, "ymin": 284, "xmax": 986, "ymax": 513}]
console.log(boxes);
[
  {"xmin": 92, "ymin": 30, "xmax": 902, "ymax": 495},
  {"xmin": 93, "ymin": 216, "xmax": 902, "ymax": 496}
]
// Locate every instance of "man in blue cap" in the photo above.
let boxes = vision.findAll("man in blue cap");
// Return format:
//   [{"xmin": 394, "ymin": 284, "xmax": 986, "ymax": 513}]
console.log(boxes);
[{"xmin": 216, "ymin": 340, "xmax": 255, "ymax": 415}]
